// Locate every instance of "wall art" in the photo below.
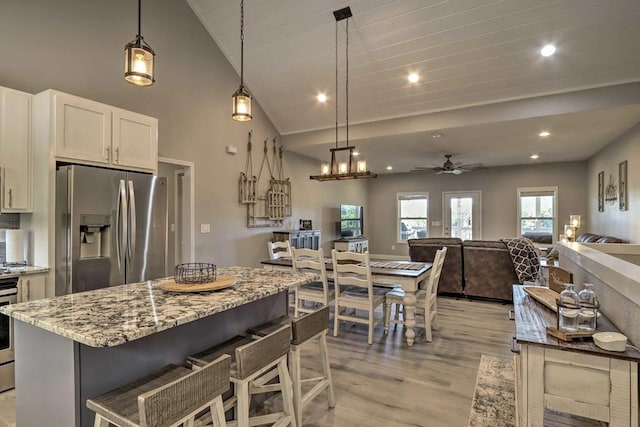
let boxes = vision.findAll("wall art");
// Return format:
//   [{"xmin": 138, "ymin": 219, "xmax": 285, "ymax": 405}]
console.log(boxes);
[
  {"xmin": 619, "ymin": 160, "xmax": 628, "ymax": 211},
  {"xmin": 598, "ymin": 171, "xmax": 604, "ymax": 212}
]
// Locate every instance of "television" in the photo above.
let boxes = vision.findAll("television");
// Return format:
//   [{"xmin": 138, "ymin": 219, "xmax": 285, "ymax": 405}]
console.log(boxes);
[{"xmin": 340, "ymin": 204, "xmax": 363, "ymax": 238}]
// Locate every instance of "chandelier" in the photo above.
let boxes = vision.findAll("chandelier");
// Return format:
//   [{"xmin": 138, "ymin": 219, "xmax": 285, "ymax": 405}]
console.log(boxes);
[{"xmin": 310, "ymin": 6, "xmax": 376, "ymax": 181}]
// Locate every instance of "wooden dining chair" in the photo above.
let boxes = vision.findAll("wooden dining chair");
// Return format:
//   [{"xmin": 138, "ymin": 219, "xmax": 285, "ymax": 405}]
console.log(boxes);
[
  {"xmin": 331, "ymin": 249, "xmax": 389, "ymax": 345},
  {"xmin": 268, "ymin": 240, "xmax": 292, "ymax": 260},
  {"xmin": 384, "ymin": 247, "xmax": 447, "ymax": 342},
  {"xmin": 291, "ymin": 247, "xmax": 334, "ymax": 317}
]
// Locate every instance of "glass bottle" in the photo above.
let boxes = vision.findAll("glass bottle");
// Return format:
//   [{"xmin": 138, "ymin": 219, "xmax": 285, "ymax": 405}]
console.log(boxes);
[
  {"xmin": 577, "ymin": 283, "xmax": 598, "ymax": 332},
  {"xmin": 558, "ymin": 283, "xmax": 579, "ymax": 332}
]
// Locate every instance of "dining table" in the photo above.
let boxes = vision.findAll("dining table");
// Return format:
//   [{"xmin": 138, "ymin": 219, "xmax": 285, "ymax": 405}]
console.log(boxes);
[{"xmin": 261, "ymin": 258, "xmax": 433, "ymax": 346}]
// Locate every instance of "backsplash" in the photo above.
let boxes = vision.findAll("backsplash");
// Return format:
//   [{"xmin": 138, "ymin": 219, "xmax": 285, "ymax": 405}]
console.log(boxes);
[{"xmin": 0, "ymin": 213, "xmax": 21, "ymax": 263}]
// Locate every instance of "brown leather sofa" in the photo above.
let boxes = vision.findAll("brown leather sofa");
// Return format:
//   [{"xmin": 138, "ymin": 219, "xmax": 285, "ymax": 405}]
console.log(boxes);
[
  {"xmin": 408, "ymin": 238, "xmax": 464, "ymax": 295},
  {"xmin": 462, "ymin": 240, "xmax": 518, "ymax": 301},
  {"xmin": 408, "ymin": 238, "xmax": 519, "ymax": 302}
]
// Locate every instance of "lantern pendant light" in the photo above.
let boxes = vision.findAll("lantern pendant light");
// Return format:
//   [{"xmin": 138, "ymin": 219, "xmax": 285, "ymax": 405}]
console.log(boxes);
[
  {"xmin": 124, "ymin": 0, "xmax": 155, "ymax": 86},
  {"xmin": 232, "ymin": 0, "xmax": 252, "ymax": 121}
]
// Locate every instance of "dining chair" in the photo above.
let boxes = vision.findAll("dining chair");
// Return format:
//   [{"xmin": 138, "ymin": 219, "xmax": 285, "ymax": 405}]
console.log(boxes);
[
  {"xmin": 384, "ymin": 247, "xmax": 447, "ymax": 342},
  {"xmin": 291, "ymin": 247, "xmax": 334, "ymax": 317},
  {"xmin": 331, "ymin": 249, "xmax": 389, "ymax": 345},
  {"xmin": 268, "ymin": 240, "xmax": 292, "ymax": 260}
]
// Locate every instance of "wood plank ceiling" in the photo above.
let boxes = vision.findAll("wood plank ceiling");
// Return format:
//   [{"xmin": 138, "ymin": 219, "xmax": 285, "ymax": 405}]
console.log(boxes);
[{"xmin": 188, "ymin": 0, "xmax": 640, "ymax": 171}]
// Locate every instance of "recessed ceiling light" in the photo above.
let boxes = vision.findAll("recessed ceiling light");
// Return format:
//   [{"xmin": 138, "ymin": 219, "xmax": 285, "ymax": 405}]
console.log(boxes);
[
  {"xmin": 386, "ymin": 166, "xmax": 393, "ymax": 170},
  {"xmin": 538, "ymin": 131, "xmax": 551, "ymax": 137},
  {"xmin": 352, "ymin": 151, "xmax": 360, "ymax": 156},
  {"xmin": 540, "ymin": 44, "xmax": 556, "ymax": 57},
  {"xmin": 431, "ymin": 131, "xmax": 443, "ymax": 139},
  {"xmin": 408, "ymin": 73, "xmax": 419, "ymax": 83},
  {"xmin": 317, "ymin": 93, "xmax": 327, "ymax": 103},
  {"xmin": 531, "ymin": 154, "xmax": 539, "ymax": 159}
]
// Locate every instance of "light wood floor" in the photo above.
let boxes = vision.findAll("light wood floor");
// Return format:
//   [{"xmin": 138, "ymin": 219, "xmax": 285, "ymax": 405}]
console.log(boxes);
[{"xmin": 295, "ymin": 297, "xmax": 604, "ymax": 427}]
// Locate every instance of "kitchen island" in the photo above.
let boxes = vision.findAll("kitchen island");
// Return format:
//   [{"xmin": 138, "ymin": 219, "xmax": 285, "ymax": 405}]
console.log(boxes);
[{"xmin": 0, "ymin": 266, "xmax": 316, "ymax": 426}]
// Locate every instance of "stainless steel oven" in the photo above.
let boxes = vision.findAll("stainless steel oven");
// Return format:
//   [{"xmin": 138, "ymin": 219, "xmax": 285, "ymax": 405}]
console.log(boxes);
[{"xmin": 0, "ymin": 277, "xmax": 18, "ymax": 392}]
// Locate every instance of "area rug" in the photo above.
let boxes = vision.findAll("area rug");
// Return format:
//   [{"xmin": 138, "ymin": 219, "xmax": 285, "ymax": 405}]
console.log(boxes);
[{"xmin": 468, "ymin": 355, "xmax": 516, "ymax": 427}]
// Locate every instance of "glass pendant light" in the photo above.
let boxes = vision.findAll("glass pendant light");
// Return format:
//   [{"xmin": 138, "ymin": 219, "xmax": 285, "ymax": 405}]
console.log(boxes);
[
  {"xmin": 124, "ymin": 0, "xmax": 155, "ymax": 86},
  {"xmin": 232, "ymin": 0, "xmax": 252, "ymax": 121}
]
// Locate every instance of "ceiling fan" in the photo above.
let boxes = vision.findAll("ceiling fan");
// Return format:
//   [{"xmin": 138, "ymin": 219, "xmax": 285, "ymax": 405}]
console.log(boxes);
[{"xmin": 414, "ymin": 154, "xmax": 483, "ymax": 175}]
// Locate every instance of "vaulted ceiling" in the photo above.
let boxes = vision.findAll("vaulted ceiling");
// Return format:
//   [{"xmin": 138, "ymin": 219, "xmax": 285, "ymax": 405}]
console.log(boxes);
[{"xmin": 188, "ymin": 0, "xmax": 640, "ymax": 172}]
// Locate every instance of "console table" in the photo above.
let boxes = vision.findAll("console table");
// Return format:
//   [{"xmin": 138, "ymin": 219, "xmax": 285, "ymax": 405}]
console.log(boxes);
[
  {"xmin": 333, "ymin": 237, "xmax": 368, "ymax": 253},
  {"xmin": 272, "ymin": 230, "xmax": 321, "ymax": 250},
  {"xmin": 512, "ymin": 285, "xmax": 639, "ymax": 426}
]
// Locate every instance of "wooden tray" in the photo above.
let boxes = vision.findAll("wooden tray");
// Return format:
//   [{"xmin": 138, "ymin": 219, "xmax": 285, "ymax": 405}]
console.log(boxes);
[
  {"xmin": 546, "ymin": 326, "xmax": 594, "ymax": 342},
  {"xmin": 523, "ymin": 286, "xmax": 560, "ymax": 312},
  {"xmin": 159, "ymin": 276, "xmax": 236, "ymax": 292}
]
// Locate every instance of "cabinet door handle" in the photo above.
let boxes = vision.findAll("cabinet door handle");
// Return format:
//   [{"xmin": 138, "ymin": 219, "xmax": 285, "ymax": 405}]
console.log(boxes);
[
  {"xmin": 26, "ymin": 279, "xmax": 31, "ymax": 300},
  {"xmin": 8, "ymin": 188, "xmax": 12, "ymax": 207},
  {"xmin": 510, "ymin": 336, "xmax": 520, "ymax": 354},
  {"xmin": 115, "ymin": 147, "xmax": 120, "ymax": 163},
  {"xmin": 105, "ymin": 146, "xmax": 111, "ymax": 161},
  {"xmin": 508, "ymin": 310, "xmax": 515, "ymax": 320}
]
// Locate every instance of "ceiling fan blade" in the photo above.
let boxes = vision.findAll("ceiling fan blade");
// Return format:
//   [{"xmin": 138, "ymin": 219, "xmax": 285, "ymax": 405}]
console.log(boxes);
[{"xmin": 452, "ymin": 169, "xmax": 463, "ymax": 175}]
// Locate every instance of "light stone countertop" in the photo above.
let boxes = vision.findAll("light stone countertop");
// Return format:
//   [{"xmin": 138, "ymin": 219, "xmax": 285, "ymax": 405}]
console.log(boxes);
[
  {"xmin": 0, "ymin": 266, "xmax": 316, "ymax": 348},
  {"xmin": 0, "ymin": 265, "xmax": 49, "ymax": 279}
]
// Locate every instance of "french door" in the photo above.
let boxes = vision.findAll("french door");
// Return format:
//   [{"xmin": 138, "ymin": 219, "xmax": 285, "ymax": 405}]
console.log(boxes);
[{"xmin": 443, "ymin": 191, "xmax": 482, "ymax": 240}]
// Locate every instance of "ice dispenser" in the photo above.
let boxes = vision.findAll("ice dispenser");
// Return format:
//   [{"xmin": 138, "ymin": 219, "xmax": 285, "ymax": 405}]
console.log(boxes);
[{"xmin": 79, "ymin": 214, "xmax": 110, "ymax": 259}]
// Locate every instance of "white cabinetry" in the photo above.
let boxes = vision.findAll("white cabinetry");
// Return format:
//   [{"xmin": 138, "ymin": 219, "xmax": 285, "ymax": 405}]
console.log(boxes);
[
  {"xmin": 18, "ymin": 274, "xmax": 46, "ymax": 303},
  {"xmin": 334, "ymin": 238, "xmax": 369, "ymax": 253},
  {"xmin": 51, "ymin": 91, "xmax": 157, "ymax": 172},
  {"xmin": 0, "ymin": 87, "xmax": 32, "ymax": 212}
]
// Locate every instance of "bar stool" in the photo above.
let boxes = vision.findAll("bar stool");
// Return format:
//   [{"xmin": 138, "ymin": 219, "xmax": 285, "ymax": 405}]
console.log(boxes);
[
  {"xmin": 86, "ymin": 355, "xmax": 230, "ymax": 427},
  {"xmin": 248, "ymin": 306, "xmax": 335, "ymax": 427},
  {"xmin": 188, "ymin": 325, "xmax": 296, "ymax": 427}
]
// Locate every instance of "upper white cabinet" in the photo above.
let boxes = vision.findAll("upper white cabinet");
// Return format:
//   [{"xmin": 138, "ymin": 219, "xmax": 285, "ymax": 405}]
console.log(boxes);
[
  {"xmin": 0, "ymin": 87, "xmax": 33, "ymax": 212},
  {"xmin": 48, "ymin": 91, "xmax": 157, "ymax": 172}
]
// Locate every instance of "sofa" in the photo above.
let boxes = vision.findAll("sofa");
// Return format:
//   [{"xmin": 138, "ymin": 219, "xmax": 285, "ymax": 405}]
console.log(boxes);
[
  {"xmin": 576, "ymin": 233, "xmax": 625, "ymax": 243},
  {"xmin": 408, "ymin": 238, "xmax": 519, "ymax": 302},
  {"xmin": 408, "ymin": 238, "xmax": 464, "ymax": 295}
]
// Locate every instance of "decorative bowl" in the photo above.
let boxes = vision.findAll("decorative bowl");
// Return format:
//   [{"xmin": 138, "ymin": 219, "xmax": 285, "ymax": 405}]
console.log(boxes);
[{"xmin": 592, "ymin": 332, "xmax": 627, "ymax": 352}]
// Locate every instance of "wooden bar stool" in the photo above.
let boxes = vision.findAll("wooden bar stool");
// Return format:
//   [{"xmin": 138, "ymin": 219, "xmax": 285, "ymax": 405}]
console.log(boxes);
[
  {"xmin": 248, "ymin": 306, "xmax": 335, "ymax": 427},
  {"xmin": 188, "ymin": 325, "xmax": 296, "ymax": 427},
  {"xmin": 86, "ymin": 355, "xmax": 230, "ymax": 427}
]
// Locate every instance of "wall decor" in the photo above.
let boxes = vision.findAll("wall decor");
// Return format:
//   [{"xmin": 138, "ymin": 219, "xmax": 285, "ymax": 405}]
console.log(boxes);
[
  {"xmin": 598, "ymin": 171, "xmax": 604, "ymax": 212},
  {"xmin": 300, "ymin": 219, "xmax": 312, "ymax": 230},
  {"xmin": 239, "ymin": 131, "xmax": 291, "ymax": 228},
  {"xmin": 619, "ymin": 160, "xmax": 628, "ymax": 211},
  {"xmin": 604, "ymin": 173, "xmax": 618, "ymax": 206}
]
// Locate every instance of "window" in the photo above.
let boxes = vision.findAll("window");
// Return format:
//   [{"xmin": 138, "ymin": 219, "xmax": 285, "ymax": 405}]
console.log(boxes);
[
  {"xmin": 397, "ymin": 192, "xmax": 428, "ymax": 242},
  {"xmin": 517, "ymin": 187, "xmax": 557, "ymax": 244}
]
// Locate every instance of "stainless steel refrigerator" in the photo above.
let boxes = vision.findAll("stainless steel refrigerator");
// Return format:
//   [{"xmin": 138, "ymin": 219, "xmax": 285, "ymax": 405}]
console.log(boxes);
[{"xmin": 55, "ymin": 165, "xmax": 167, "ymax": 295}]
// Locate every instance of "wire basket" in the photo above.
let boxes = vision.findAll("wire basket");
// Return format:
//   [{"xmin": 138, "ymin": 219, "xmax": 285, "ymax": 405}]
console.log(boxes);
[{"xmin": 174, "ymin": 263, "xmax": 217, "ymax": 284}]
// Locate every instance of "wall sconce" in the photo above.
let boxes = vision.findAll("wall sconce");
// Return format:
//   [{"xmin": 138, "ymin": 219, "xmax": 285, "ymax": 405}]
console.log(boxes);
[
  {"xmin": 570, "ymin": 215, "xmax": 581, "ymax": 228},
  {"xmin": 559, "ymin": 234, "xmax": 568, "ymax": 244},
  {"xmin": 564, "ymin": 225, "xmax": 576, "ymax": 241}
]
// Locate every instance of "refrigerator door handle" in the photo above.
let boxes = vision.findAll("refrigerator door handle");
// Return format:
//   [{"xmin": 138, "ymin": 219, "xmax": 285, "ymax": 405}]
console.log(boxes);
[
  {"xmin": 128, "ymin": 180, "xmax": 136, "ymax": 263},
  {"xmin": 117, "ymin": 179, "xmax": 128, "ymax": 271}
]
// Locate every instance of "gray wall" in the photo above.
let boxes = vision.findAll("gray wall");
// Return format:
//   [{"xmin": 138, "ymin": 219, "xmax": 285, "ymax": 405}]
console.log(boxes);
[
  {"xmin": 587, "ymin": 122, "xmax": 640, "ymax": 243},
  {"xmin": 368, "ymin": 161, "xmax": 588, "ymax": 256},
  {"xmin": 0, "ymin": 0, "xmax": 367, "ymax": 267}
]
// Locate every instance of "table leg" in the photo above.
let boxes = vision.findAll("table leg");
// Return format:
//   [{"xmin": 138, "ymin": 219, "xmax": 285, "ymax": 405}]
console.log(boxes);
[{"xmin": 403, "ymin": 290, "xmax": 417, "ymax": 346}]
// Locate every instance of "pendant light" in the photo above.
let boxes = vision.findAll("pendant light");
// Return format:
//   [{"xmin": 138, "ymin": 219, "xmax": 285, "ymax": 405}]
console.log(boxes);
[
  {"xmin": 232, "ymin": 0, "xmax": 252, "ymax": 121},
  {"xmin": 124, "ymin": 0, "xmax": 155, "ymax": 86},
  {"xmin": 310, "ymin": 6, "xmax": 376, "ymax": 181}
]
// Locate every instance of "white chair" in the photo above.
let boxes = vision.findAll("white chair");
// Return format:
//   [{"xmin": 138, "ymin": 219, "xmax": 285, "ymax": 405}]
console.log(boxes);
[
  {"xmin": 332, "ymin": 250, "xmax": 389, "ymax": 345},
  {"xmin": 87, "ymin": 355, "xmax": 230, "ymax": 427},
  {"xmin": 384, "ymin": 247, "xmax": 447, "ymax": 342},
  {"xmin": 292, "ymin": 247, "xmax": 334, "ymax": 317},
  {"xmin": 267, "ymin": 240, "xmax": 292, "ymax": 260}
]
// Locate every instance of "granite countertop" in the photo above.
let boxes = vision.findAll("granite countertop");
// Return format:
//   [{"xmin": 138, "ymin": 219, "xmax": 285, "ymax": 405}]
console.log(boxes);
[
  {"xmin": 0, "ymin": 266, "xmax": 316, "ymax": 348},
  {"xmin": 0, "ymin": 266, "xmax": 49, "ymax": 279}
]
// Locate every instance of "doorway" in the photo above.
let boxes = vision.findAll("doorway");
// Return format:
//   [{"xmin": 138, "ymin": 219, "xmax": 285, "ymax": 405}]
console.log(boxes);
[
  {"xmin": 158, "ymin": 157, "xmax": 195, "ymax": 275},
  {"xmin": 443, "ymin": 191, "xmax": 482, "ymax": 240}
]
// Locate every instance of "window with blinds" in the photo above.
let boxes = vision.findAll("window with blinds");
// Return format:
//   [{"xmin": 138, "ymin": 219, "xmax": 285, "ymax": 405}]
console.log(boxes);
[
  {"xmin": 397, "ymin": 192, "xmax": 428, "ymax": 242},
  {"xmin": 517, "ymin": 187, "xmax": 557, "ymax": 244}
]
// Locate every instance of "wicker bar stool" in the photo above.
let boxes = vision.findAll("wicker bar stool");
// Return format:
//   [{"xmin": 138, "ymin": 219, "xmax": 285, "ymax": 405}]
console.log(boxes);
[
  {"xmin": 188, "ymin": 325, "xmax": 296, "ymax": 427},
  {"xmin": 86, "ymin": 355, "xmax": 230, "ymax": 427},
  {"xmin": 248, "ymin": 306, "xmax": 335, "ymax": 427}
]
